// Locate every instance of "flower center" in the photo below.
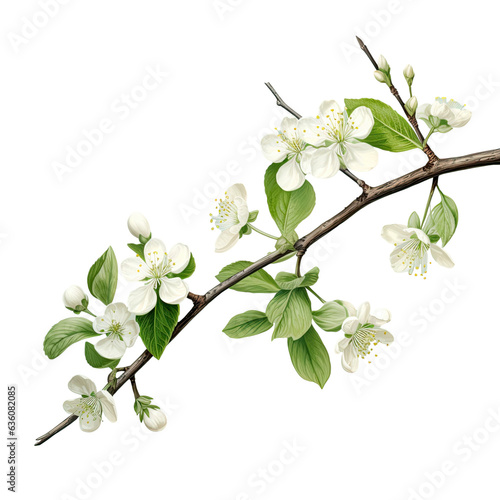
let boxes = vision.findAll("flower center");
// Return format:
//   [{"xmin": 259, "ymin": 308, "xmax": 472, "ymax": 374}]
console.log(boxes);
[
  {"xmin": 351, "ymin": 327, "xmax": 377, "ymax": 357},
  {"xmin": 75, "ymin": 396, "xmax": 102, "ymax": 425},
  {"xmin": 146, "ymin": 251, "xmax": 172, "ymax": 284},
  {"xmin": 278, "ymin": 129, "xmax": 305, "ymax": 157},
  {"xmin": 396, "ymin": 237, "xmax": 430, "ymax": 277},
  {"xmin": 210, "ymin": 194, "xmax": 239, "ymax": 232},
  {"xmin": 320, "ymin": 108, "xmax": 359, "ymax": 144}
]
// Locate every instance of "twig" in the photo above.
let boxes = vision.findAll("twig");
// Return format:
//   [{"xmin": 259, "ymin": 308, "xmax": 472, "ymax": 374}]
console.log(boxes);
[{"xmin": 35, "ymin": 146, "xmax": 500, "ymax": 446}]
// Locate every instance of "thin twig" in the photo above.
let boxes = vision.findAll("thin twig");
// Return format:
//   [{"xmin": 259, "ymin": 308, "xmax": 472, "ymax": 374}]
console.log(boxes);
[{"xmin": 35, "ymin": 146, "xmax": 500, "ymax": 446}]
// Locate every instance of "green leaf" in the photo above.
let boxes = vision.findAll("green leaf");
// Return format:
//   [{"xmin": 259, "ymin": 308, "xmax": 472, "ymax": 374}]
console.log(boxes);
[
  {"xmin": 431, "ymin": 188, "xmax": 459, "ymax": 247},
  {"xmin": 264, "ymin": 162, "xmax": 316, "ymax": 237},
  {"xmin": 170, "ymin": 253, "xmax": 196, "ymax": 279},
  {"xmin": 247, "ymin": 210, "xmax": 259, "ymax": 223},
  {"xmin": 266, "ymin": 288, "xmax": 312, "ymax": 340},
  {"xmin": 312, "ymin": 301, "xmax": 348, "ymax": 332},
  {"xmin": 239, "ymin": 224, "xmax": 252, "ymax": 237},
  {"xmin": 84, "ymin": 342, "xmax": 120, "ymax": 369},
  {"xmin": 87, "ymin": 247, "xmax": 118, "ymax": 306},
  {"xmin": 223, "ymin": 310, "xmax": 273, "ymax": 339},
  {"xmin": 128, "ymin": 242, "xmax": 145, "ymax": 260},
  {"xmin": 275, "ymin": 267, "xmax": 319, "ymax": 290},
  {"xmin": 136, "ymin": 298, "xmax": 180, "ymax": 359},
  {"xmin": 408, "ymin": 211, "xmax": 421, "ymax": 229},
  {"xmin": 216, "ymin": 261, "xmax": 280, "ymax": 293},
  {"xmin": 287, "ymin": 326, "xmax": 331, "ymax": 388},
  {"xmin": 44, "ymin": 318, "xmax": 99, "ymax": 359},
  {"xmin": 345, "ymin": 98, "xmax": 422, "ymax": 151}
]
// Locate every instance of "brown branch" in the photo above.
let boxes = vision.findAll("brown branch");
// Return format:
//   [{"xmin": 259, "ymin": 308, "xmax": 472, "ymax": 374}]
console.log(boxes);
[
  {"xmin": 355, "ymin": 36, "xmax": 437, "ymax": 162},
  {"xmin": 35, "ymin": 146, "xmax": 500, "ymax": 446}
]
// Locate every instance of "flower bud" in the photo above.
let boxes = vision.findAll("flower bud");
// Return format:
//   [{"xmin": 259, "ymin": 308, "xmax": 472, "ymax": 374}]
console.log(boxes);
[
  {"xmin": 405, "ymin": 96, "xmax": 418, "ymax": 116},
  {"xmin": 378, "ymin": 55, "xmax": 390, "ymax": 72},
  {"xmin": 63, "ymin": 285, "xmax": 88, "ymax": 312},
  {"xmin": 127, "ymin": 213, "xmax": 151, "ymax": 239},
  {"xmin": 143, "ymin": 408, "xmax": 167, "ymax": 432},
  {"xmin": 374, "ymin": 70, "xmax": 390, "ymax": 86},
  {"xmin": 403, "ymin": 64, "xmax": 415, "ymax": 86}
]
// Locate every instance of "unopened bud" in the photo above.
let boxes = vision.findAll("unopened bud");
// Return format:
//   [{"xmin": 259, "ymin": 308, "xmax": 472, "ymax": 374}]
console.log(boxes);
[
  {"xmin": 405, "ymin": 96, "xmax": 418, "ymax": 116},
  {"xmin": 403, "ymin": 64, "xmax": 415, "ymax": 86},
  {"xmin": 63, "ymin": 285, "xmax": 88, "ymax": 312},
  {"xmin": 374, "ymin": 70, "xmax": 391, "ymax": 86},
  {"xmin": 127, "ymin": 213, "xmax": 151, "ymax": 240},
  {"xmin": 143, "ymin": 408, "xmax": 167, "ymax": 432},
  {"xmin": 378, "ymin": 55, "xmax": 390, "ymax": 72}
]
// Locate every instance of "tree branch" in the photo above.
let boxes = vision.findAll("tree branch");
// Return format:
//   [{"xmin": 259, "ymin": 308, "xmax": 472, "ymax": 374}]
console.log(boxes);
[{"xmin": 35, "ymin": 146, "xmax": 500, "ymax": 446}]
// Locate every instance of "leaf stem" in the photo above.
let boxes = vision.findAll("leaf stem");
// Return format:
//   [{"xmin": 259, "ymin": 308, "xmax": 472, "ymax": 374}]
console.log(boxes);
[
  {"xmin": 306, "ymin": 286, "xmax": 326, "ymax": 304},
  {"xmin": 247, "ymin": 224, "xmax": 279, "ymax": 240},
  {"xmin": 421, "ymin": 176, "xmax": 439, "ymax": 226},
  {"xmin": 423, "ymin": 126, "xmax": 435, "ymax": 148},
  {"xmin": 83, "ymin": 309, "xmax": 96, "ymax": 317}
]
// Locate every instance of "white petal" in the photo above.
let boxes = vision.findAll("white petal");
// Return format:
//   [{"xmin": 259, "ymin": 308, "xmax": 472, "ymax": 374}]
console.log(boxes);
[
  {"xmin": 63, "ymin": 397, "xmax": 83, "ymax": 415},
  {"xmin": 297, "ymin": 117, "xmax": 326, "ymax": 146},
  {"xmin": 93, "ymin": 314, "xmax": 111, "ymax": 334},
  {"xmin": 281, "ymin": 116, "xmax": 299, "ymax": 132},
  {"xmin": 144, "ymin": 238, "xmax": 167, "ymax": 268},
  {"xmin": 261, "ymin": 134, "xmax": 287, "ymax": 162},
  {"xmin": 276, "ymin": 158, "xmax": 305, "ymax": 191},
  {"xmin": 416, "ymin": 103, "xmax": 431, "ymax": 120},
  {"xmin": 370, "ymin": 308, "xmax": 391, "ymax": 327},
  {"xmin": 236, "ymin": 203, "xmax": 249, "ymax": 227},
  {"xmin": 97, "ymin": 390, "xmax": 117, "ymax": 423},
  {"xmin": 412, "ymin": 228, "xmax": 430, "ymax": 245},
  {"xmin": 449, "ymin": 108, "xmax": 471, "ymax": 128},
  {"xmin": 357, "ymin": 302, "xmax": 371, "ymax": 324},
  {"xmin": 342, "ymin": 316, "xmax": 360, "ymax": 335},
  {"xmin": 343, "ymin": 142, "xmax": 378, "ymax": 172},
  {"xmin": 128, "ymin": 283, "xmax": 157, "ymax": 315},
  {"xmin": 68, "ymin": 375, "xmax": 96, "ymax": 396},
  {"xmin": 143, "ymin": 409, "xmax": 167, "ymax": 432},
  {"xmin": 341, "ymin": 343, "xmax": 359, "ymax": 373},
  {"xmin": 227, "ymin": 183, "xmax": 247, "ymax": 201},
  {"xmin": 340, "ymin": 300, "xmax": 357, "ymax": 316},
  {"xmin": 390, "ymin": 243, "xmax": 411, "ymax": 273},
  {"xmin": 374, "ymin": 329, "xmax": 394, "ymax": 344},
  {"xmin": 319, "ymin": 100, "xmax": 342, "ymax": 120},
  {"xmin": 121, "ymin": 256, "xmax": 148, "ymax": 281},
  {"xmin": 122, "ymin": 319, "xmax": 140, "ymax": 347},
  {"xmin": 79, "ymin": 413, "xmax": 102, "ymax": 432},
  {"xmin": 95, "ymin": 335, "xmax": 127, "ymax": 359},
  {"xmin": 215, "ymin": 229, "xmax": 239, "ymax": 253},
  {"xmin": 302, "ymin": 147, "xmax": 340, "ymax": 179},
  {"xmin": 349, "ymin": 106, "xmax": 374, "ymax": 140},
  {"xmin": 336, "ymin": 337, "xmax": 350, "ymax": 353},
  {"xmin": 105, "ymin": 302, "xmax": 130, "ymax": 325},
  {"xmin": 381, "ymin": 224, "xmax": 411, "ymax": 244},
  {"xmin": 168, "ymin": 243, "xmax": 190, "ymax": 274},
  {"xmin": 430, "ymin": 244, "xmax": 455, "ymax": 268},
  {"xmin": 430, "ymin": 102, "xmax": 453, "ymax": 122},
  {"xmin": 159, "ymin": 277, "xmax": 189, "ymax": 305}
]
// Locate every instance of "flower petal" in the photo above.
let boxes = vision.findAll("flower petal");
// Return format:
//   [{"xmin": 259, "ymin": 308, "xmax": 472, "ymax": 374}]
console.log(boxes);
[
  {"xmin": 261, "ymin": 134, "xmax": 287, "ymax": 163},
  {"xmin": 412, "ymin": 228, "xmax": 430, "ymax": 245},
  {"xmin": 276, "ymin": 158, "xmax": 306, "ymax": 191},
  {"xmin": 227, "ymin": 183, "xmax": 247, "ymax": 201},
  {"xmin": 449, "ymin": 108, "xmax": 471, "ymax": 128},
  {"xmin": 159, "ymin": 277, "xmax": 189, "ymax": 305},
  {"xmin": 336, "ymin": 337, "xmax": 350, "ymax": 353},
  {"xmin": 430, "ymin": 102, "xmax": 454, "ymax": 122},
  {"xmin": 121, "ymin": 256, "xmax": 148, "ymax": 281},
  {"xmin": 357, "ymin": 302, "xmax": 371, "ymax": 324},
  {"xmin": 95, "ymin": 335, "xmax": 127, "ymax": 359},
  {"xmin": 349, "ymin": 106, "xmax": 374, "ymax": 140},
  {"xmin": 319, "ymin": 100, "xmax": 342, "ymax": 120},
  {"xmin": 298, "ymin": 117, "xmax": 326, "ymax": 146},
  {"xmin": 97, "ymin": 390, "xmax": 117, "ymax": 423},
  {"xmin": 342, "ymin": 316, "xmax": 360, "ymax": 335},
  {"xmin": 341, "ymin": 343, "xmax": 359, "ymax": 373},
  {"xmin": 343, "ymin": 142, "xmax": 378, "ymax": 172},
  {"xmin": 122, "ymin": 319, "xmax": 140, "ymax": 347},
  {"xmin": 381, "ymin": 224, "xmax": 411, "ymax": 245},
  {"xmin": 430, "ymin": 244, "xmax": 455, "ymax": 268},
  {"xmin": 370, "ymin": 308, "xmax": 391, "ymax": 327},
  {"xmin": 63, "ymin": 397, "xmax": 83, "ymax": 415},
  {"xmin": 390, "ymin": 243, "xmax": 411, "ymax": 273},
  {"xmin": 128, "ymin": 283, "xmax": 157, "ymax": 315},
  {"xmin": 302, "ymin": 147, "xmax": 340, "ymax": 179},
  {"xmin": 79, "ymin": 413, "xmax": 102, "ymax": 432},
  {"xmin": 93, "ymin": 314, "xmax": 111, "ymax": 334},
  {"xmin": 68, "ymin": 375, "xmax": 96, "ymax": 396},
  {"xmin": 374, "ymin": 329, "xmax": 394, "ymax": 344},
  {"xmin": 144, "ymin": 238, "xmax": 167, "ymax": 268},
  {"xmin": 169, "ymin": 243, "xmax": 190, "ymax": 274},
  {"xmin": 215, "ymin": 229, "xmax": 239, "ymax": 253},
  {"xmin": 105, "ymin": 302, "xmax": 130, "ymax": 325},
  {"xmin": 143, "ymin": 409, "xmax": 168, "ymax": 432}
]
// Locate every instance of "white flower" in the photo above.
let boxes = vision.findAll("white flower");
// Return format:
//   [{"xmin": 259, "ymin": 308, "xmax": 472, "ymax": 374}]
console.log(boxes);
[
  {"xmin": 143, "ymin": 408, "xmax": 167, "ymax": 432},
  {"xmin": 63, "ymin": 375, "xmax": 117, "ymax": 432},
  {"xmin": 127, "ymin": 213, "xmax": 151, "ymax": 239},
  {"xmin": 211, "ymin": 184, "xmax": 249, "ymax": 253},
  {"xmin": 381, "ymin": 224, "xmax": 454, "ymax": 277},
  {"xmin": 63, "ymin": 285, "xmax": 88, "ymax": 311},
  {"xmin": 336, "ymin": 302, "xmax": 393, "ymax": 373},
  {"xmin": 92, "ymin": 303, "xmax": 139, "ymax": 359},
  {"xmin": 261, "ymin": 117, "xmax": 316, "ymax": 191},
  {"xmin": 300, "ymin": 100, "xmax": 378, "ymax": 176},
  {"xmin": 121, "ymin": 238, "xmax": 190, "ymax": 315},
  {"xmin": 417, "ymin": 97, "xmax": 471, "ymax": 132}
]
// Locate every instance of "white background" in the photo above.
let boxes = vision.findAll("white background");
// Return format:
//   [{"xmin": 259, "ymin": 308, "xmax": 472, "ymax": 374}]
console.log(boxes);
[{"xmin": 2, "ymin": 1, "xmax": 500, "ymax": 499}]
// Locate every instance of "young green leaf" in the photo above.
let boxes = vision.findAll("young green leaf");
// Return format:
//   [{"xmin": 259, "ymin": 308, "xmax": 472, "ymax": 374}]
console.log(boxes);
[
  {"xmin": 264, "ymin": 162, "xmax": 316, "ymax": 238},
  {"xmin": 84, "ymin": 342, "xmax": 120, "ymax": 369},
  {"xmin": 223, "ymin": 310, "xmax": 273, "ymax": 339},
  {"xmin": 216, "ymin": 261, "xmax": 280, "ymax": 293},
  {"xmin": 170, "ymin": 253, "xmax": 196, "ymax": 279},
  {"xmin": 127, "ymin": 242, "xmax": 145, "ymax": 260},
  {"xmin": 266, "ymin": 288, "xmax": 312, "ymax": 340},
  {"xmin": 136, "ymin": 299, "xmax": 180, "ymax": 359},
  {"xmin": 247, "ymin": 210, "xmax": 259, "ymax": 223},
  {"xmin": 44, "ymin": 318, "xmax": 99, "ymax": 359},
  {"xmin": 312, "ymin": 301, "xmax": 348, "ymax": 332},
  {"xmin": 408, "ymin": 211, "xmax": 421, "ymax": 229},
  {"xmin": 345, "ymin": 98, "xmax": 422, "ymax": 151},
  {"xmin": 275, "ymin": 267, "xmax": 320, "ymax": 290},
  {"xmin": 431, "ymin": 188, "xmax": 459, "ymax": 246},
  {"xmin": 287, "ymin": 326, "xmax": 331, "ymax": 388},
  {"xmin": 87, "ymin": 247, "xmax": 118, "ymax": 306}
]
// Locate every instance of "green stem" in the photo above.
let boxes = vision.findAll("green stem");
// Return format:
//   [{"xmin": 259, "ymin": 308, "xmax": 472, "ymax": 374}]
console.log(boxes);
[
  {"xmin": 421, "ymin": 177, "xmax": 439, "ymax": 226},
  {"xmin": 422, "ymin": 126, "xmax": 435, "ymax": 148},
  {"xmin": 83, "ymin": 309, "xmax": 96, "ymax": 317},
  {"xmin": 247, "ymin": 224, "xmax": 279, "ymax": 240},
  {"xmin": 306, "ymin": 286, "xmax": 326, "ymax": 304}
]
